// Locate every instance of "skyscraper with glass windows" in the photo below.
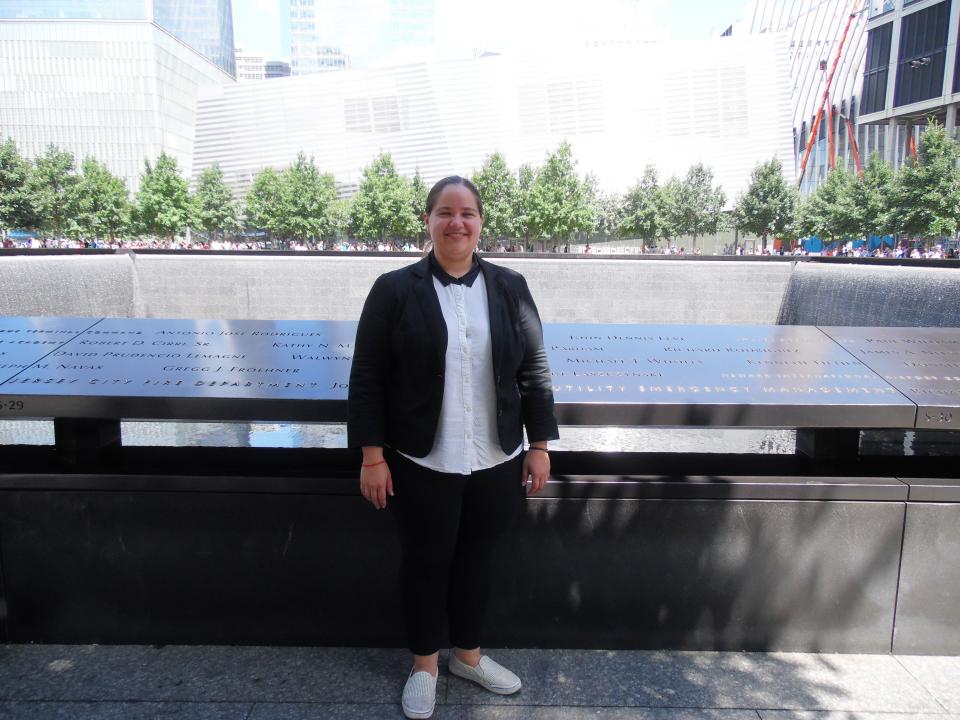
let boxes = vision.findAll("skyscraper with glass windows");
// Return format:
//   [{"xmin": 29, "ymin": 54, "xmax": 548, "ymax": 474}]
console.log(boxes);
[
  {"xmin": 152, "ymin": 0, "xmax": 236, "ymax": 77},
  {"xmin": 0, "ymin": 0, "xmax": 235, "ymax": 193},
  {"xmin": 288, "ymin": 0, "xmax": 435, "ymax": 74},
  {"xmin": 859, "ymin": 0, "xmax": 959, "ymax": 167},
  {"xmin": 0, "ymin": 0, "xmax": 235, "ymax": 75}
]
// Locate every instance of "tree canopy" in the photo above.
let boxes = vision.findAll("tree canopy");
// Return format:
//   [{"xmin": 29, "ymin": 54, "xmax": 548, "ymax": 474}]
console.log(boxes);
[
  {"xmin": 0, "ymin": 139, "xmax": 36, "ymax": 234},
  {"xmin": 4, "ymin": 122, "xmax": 960, "ymax": 251},
  {"xmin": 135, "ymin": 152, "xmax": 192, "ymax": 240},
  {"xmin": 733, "ymin": 158, "xmax": 798, "ymax": 249},
  {"xmin": 527, "ymin": 141, "xmax": 595, "ymax": 242},
  {"xmin": 889, "ymin": 120, "xmax": 960, "ymax": 241},
  {"xmin": 68, "ymin": 157, "xmax": 131, "ymax": 241},
  {"xmin": 194, "ymin": 164, "xmax": 240, "ymax": 241},
  {"xmin": 619, "ymin": 166, "xmax": 663, "ymax": 245},
  {"xmin": 350, "ymin": 153, "xmax": 420, "ymax": 243},
  {"xmin": 277, "ymin": 153, "xmax": 338, "ymax": 241},
  {"xmin": 797, "ymin": 168, "xmax": 860, "ymax": 244},
  {"xmin": 675, "ymin": 163, "xmax": 726, "ymax": 249},
  {"xmin": 25, "ymin": 144, "xmax": 78, "ymax": 238},
  {"xmin": 472, "ymin": 152, "xmax": 519, "ymax": 244},
  {"xmin": 245, "ymin": 167, "xmax": 284, "ymax": 240}
]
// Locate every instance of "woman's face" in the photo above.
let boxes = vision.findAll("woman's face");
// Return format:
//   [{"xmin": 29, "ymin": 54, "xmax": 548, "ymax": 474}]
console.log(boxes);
[{"xmin": 425, "ymin": 184, "xmax": 483, "ymax": 269}]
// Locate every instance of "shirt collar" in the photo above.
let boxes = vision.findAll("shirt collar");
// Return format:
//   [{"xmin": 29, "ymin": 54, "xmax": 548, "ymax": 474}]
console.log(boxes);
[{"xmin": 428, "ymin": 251, "xmax": 481, "ymax": 287}]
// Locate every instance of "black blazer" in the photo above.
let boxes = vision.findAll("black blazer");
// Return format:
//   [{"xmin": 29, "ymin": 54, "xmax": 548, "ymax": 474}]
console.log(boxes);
[{"xmin": 347, "ymin": 254, "xmax": 559, "ymax": 457}]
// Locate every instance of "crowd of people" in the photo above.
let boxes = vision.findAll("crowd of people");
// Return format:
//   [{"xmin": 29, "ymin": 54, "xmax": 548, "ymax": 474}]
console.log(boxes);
[{"xmin": 2, "ymin": 235, "xmax": 958, "ymax": 258}]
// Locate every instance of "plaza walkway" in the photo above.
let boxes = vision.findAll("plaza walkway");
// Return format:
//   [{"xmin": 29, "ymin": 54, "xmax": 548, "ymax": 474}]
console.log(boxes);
[{"xmin": 1, "ymin": 644, "xmax": 959, "ymax": 719}]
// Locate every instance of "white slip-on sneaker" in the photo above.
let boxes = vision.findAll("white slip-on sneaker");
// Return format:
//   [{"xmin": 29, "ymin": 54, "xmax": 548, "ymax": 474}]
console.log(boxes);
[
  {"xmin": 448, "ymin": 653, "xmax": 521, "ymax": 695},
  {"xmin": 401, "ymin": 669, "xmax": 437, "ymax": 719}
]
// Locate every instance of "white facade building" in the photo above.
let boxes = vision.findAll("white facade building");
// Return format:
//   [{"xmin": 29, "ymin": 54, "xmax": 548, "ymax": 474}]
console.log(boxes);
[
  {"xmin": 0, "ymin": 19, "xmax": 234, "ymax": 192},
  {"xmin": 193, "ymin": 34, "xmax": 795, "ymax": 205}
]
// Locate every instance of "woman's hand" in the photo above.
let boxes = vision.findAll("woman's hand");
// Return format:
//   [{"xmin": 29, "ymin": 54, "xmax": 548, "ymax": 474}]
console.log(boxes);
[
  {"xmin": 522, "ymin": 446, "xmax": 550, "ymax": 495},
  {"xmin": 360, "ymin": 448, "xmax": 393, "ymax": 509}
]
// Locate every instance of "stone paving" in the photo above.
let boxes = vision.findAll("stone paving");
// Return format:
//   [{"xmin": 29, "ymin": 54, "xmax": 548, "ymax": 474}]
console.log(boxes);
[{"xmin": 1, "ymin": 645, "xmax": 959, "ymax": 719}]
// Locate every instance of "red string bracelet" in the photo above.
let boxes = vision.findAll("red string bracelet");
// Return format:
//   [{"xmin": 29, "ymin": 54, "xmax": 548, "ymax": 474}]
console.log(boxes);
[{"xmin": 362, "ymin": 459, "xmax": 386, "ymax": 468}]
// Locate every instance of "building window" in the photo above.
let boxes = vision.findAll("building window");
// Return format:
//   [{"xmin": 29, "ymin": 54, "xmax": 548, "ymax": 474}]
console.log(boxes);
[
  {"xmin": 861, "ymin": 22, "xmax": 892, "ymax": 114},
  {"xmin": 868, "ymin": 0, "xmax": 895, "ymax": 19},
  {"xmin": 894, "ymin": 1, "xmax": 950, "ymax": 107},
  {"xmin": 955, "ymin": 20, "xmax": 960, "ymax": 93},
  {"xmin": 344, "ymin": 97, "xmax": 371, "ymax": 132}
]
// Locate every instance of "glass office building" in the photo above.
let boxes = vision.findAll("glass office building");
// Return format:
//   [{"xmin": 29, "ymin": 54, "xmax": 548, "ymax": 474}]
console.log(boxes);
[
  {"xmin": 0, "ymin": 1, "xmax": 148, "ymax": 20},
  {"xmin": 152, "ymin": 0, "xmax": 235, "ymax": 77},
  {"xmin": 0, "ymin": 2, "xmax": 235, "ymax": 193},
  {"xmin": 0, "ymin": 0, "xmax": 235, "ymax": 75},
  {"xmin": 859, "ymin": 0, "xmax": 959, "ymax": 165},
  {"xmin": 289, "ymin": 0, "xmax": 435, "ymax": 74}
]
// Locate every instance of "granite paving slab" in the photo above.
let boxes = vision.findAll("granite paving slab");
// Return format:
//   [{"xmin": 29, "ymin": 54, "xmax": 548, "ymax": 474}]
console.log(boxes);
[
  {"xmin": 1, "ymin": 646, "xmax": 956, "ymax": 719},
  {"xmin": 0, "ymin": 645, "xmax": 165, "ymax": 702},
  {"xmin": 0, "ymin": 701, "xmax": 251, "ymax": 719},
  {"xmin": 444, "ymin": 650, "xmax": 943, "ymax": 712},
  {"xmin": 461, "ymin": 708, "xmax": 759, "ymax": 719},
  {"xmin": 895, "ymin": 656, "xmax": 960, "ymax": 713},
  {"xmin": 760, "ymin": 713, "xmax": 957, "ymax": 720},
  {"xmin": 144, "ymin": 646, "xmax": 420, "ymax": 704},
  {"xmin": 247, "ymin": 703, "xmax": 465, "ymax": 719},
  {"xmin": 0, "ymin": 645, "xmax": 419, "ymax": 704}
]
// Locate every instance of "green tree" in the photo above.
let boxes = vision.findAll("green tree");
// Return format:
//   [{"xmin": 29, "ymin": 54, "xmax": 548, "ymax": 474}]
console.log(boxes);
[
  {"xmin": 675, "ymin": 162, "xmax": 726, "ymax": 250},
  {"xmin": 25, "ymin": 144, "xmax": 78, "ymax": 239},
  {"xmin": 330, "ymin": 197, "xmax": 353, "ymax": 246},
  {"xmin": 349, "ymin": 153, "xmax": 420, "ymax": 244},
  {"xmin": 245, "ymin": 167, "xmax": 284, "ymax": 242},
  {"xmin": 277, "ymin": 152, "xmax": 337, "ymax": 243},
  {"xmin": 472, "ymin": 151, "xmax": 519, "ymax": 246},
  {"xmin": 797, "ymin": 168, "xmax": 860, "ymax": 248},
  {"xmin": 620, "ymin": 165, "xmax": 664, "ymax": 248},
  {"xmin": 849, "ymin": 153, "xmax": 894, "ymax": 240},
  {"xmin": 0, "ymin": 138, "xmax": 36, "ymax": 235},
  {"xmin": 68, "ymin": 157, "xmax": 131, "ymax": 242},
  {"xmin": 135, "ymin": 152, "xmax": 192, "ymax": 240},
  {"xmin": 514, "ymin": 163, "xmax": 538, "ymax": 246},
  {"xmin": 528, "ymin": 141, "xmax": 594, "ymax": 245},
  {"xmin": 409, "ymin": 168, "xmax": 428, "ymax": 247},
  {"xmin": 592, "ymin": 189, "xmax": 624, "ymax": 240},
  {"xmin": 194, "ymin": 164, "xmax": 240, "ymax": 242},
  {"xmin": 889, "ymin": 120, "xmax": 960, "ymax": 242},
  {"xmin": 733, "ymin": 158, "xmax": 798, "ymax": 250},
  {"xmin": 658, "ymin": 176, "xmax": 686, "ymax": 245}
]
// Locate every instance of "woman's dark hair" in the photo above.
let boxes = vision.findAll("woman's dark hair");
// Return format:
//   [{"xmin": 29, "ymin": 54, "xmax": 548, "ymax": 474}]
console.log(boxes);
[{"xmin": 425, "ymin": 176, "xmax": 484, "ymax": 218}]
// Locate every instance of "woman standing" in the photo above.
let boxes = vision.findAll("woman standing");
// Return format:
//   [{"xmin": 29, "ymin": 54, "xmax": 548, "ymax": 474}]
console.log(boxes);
[{"xmin": 348, "ymin": 176, "xmax": 558, "ymax": 719}]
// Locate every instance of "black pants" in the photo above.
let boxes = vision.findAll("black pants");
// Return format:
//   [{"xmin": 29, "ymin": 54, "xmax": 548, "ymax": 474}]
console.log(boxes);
[{"xmin": 387, "ymin": 449, "xmax": 525, "ymax": 656}]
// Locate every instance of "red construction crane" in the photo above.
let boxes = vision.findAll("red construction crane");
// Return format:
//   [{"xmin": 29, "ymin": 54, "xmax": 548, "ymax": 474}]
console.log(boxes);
[
  {"xmin": 843, "ymin": 114, "xmax": 863, "ymax": 176},
  {"xmin": 798, "ymin": 0, "xmax": 864, "ymax": 186}
]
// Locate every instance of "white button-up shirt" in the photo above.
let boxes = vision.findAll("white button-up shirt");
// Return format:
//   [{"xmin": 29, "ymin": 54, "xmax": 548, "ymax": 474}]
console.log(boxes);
[{"xmin": 401, "ymin": 272, "xmax": 522, "ymax": 475}]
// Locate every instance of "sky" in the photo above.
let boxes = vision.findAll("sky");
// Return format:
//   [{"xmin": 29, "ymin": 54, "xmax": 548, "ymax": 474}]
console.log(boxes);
[{"xmin": 232, "ymin": 0, "xmax": 755, "ymax": 63}]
